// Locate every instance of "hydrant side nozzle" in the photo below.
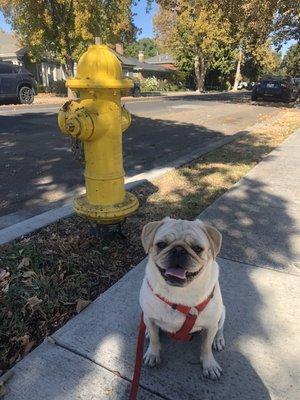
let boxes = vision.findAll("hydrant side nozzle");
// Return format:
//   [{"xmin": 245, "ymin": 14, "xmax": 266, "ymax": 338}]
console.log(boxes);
[{"xmin": 58, "ymin": 106, "xmax": 95, "ymax": 141}]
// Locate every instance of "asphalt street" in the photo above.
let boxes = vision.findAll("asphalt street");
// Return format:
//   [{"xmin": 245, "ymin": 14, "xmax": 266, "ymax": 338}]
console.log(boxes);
[{"xmin": 0, "ymin": 92, "xmax": 281, "ymax": 225}]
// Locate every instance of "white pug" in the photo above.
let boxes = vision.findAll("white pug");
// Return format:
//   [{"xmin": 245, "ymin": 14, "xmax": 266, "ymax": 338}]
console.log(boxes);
[{"xmin": 139, "ymin": 217, "xmax": 226, "ymax": 380}]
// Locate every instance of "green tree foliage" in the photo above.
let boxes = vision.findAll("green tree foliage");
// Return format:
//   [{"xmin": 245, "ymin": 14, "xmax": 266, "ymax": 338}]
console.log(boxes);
[
  {"xmin": 154, "ymin": 0, "xmax": 299, "ymax": 91},
  {"xmin": 273, "ymin": 0, "xmax": 300, "ymax": 43},
  {"xmin": 281, "ymin": 43, "xmax": 300, "ymax": 76},
  {"xmin": 154, "ymin": 1, "xmax": 232, "ymax": 91},
  {"xmin": 124, "ymin": 37, "xmax": 158, "ymax": 58},
  {"xmin": 208, "ymin": 0, "xmax": 300, "ymax": 89},
  {"xmin": 243, "ymin": 46, "xmax": 282, "ymax": 81},
  {"xmin": 0, "ymin": 0, "xmax": 137, "ymax": 76}
]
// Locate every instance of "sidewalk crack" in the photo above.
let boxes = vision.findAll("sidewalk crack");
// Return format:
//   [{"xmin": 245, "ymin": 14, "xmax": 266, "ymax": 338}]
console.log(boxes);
[{"xmin": 48, "ymin": 336, "xmax": 172, "ymax": 400}]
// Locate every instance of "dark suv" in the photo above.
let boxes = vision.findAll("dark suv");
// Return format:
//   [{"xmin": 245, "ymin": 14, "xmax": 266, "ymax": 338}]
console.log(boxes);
[
  {"xmin": 251, "ymin": 77, "xmax": 298, "ymax": 102},
  {"xmin": 0, "ymin": 61, "xmax": 37, "ymax": 104}
]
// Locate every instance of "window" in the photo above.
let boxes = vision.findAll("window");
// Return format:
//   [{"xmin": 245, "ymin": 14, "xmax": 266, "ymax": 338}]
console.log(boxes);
[
  {"xmin": 0, "ymin": 63, "xmax": 13, "ymax": 74},
  {"xmin": 12, "ymin": 66, "xmax": 20, "ymax": 73}
]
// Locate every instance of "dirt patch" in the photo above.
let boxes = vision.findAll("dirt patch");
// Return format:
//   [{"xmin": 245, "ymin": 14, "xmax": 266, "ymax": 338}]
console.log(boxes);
[{"xmin": 0, "ymin": 109, "xmax": 299, "ymax": 375}]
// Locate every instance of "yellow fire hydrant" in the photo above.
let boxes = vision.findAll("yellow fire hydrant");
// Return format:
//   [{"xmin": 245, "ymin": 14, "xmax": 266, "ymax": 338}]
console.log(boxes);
[{"xmin": 58, "ymin": 43, "xmax": 139, "ymax": 224}]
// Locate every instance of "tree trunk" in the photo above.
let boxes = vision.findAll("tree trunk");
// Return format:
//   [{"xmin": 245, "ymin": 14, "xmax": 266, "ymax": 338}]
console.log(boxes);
[
  {"xmin": 62, "ymin": 60, "xmax": 77, "ymax": 99},
  {"xmin": 233, "ymin": 49, "xmax": 243, "ymax": 91},
  {"xmin": 194, "ymin": 53, "xmax": 206, "ymax": 92}
]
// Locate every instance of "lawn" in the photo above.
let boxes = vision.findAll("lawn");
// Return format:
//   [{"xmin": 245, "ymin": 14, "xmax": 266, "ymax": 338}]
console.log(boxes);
[{"xmin": 1, "ymin": 108, "xmax": 299, "ymax": 375}]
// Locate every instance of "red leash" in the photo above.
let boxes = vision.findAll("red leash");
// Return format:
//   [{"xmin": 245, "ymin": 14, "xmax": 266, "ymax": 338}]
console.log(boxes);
[
  {"xmin": 129, "ymin": 314, "xmax": 146, "ymax": 400},
  {"xmin": 129, "ymin": 283, "xmax": 215, "ymax": 399}
]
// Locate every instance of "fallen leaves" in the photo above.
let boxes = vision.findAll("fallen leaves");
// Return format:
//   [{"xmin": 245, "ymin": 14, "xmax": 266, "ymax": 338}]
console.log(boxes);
[
  {"xmin": 0, "ymin": 269, "xmax": 8, "ymax": 281},
  {"xmin": 7, "ymin": 336, "xmax": 36, "ymax": 368},
  {"xmin": 0, "ymin": 268, "xmax": 10, "ymax": 294},
  {"xmin": 17, "ymin": 257, "xmax": 30, "ymax": 269},
  {"xmin": 23, "ymin": 340, "xmax": 35, "ymax": 357},
  {"xmin": 0, "ymin": 370, "xmax": 14, "ymax": 397},
  {"xmin": 25, "ymin": 296, "xmax": 43, "ymax": 311},
  {"xmin": 76, "ymin": 299, "xmax": 91, "ymax": 314},
  {"xmin": 21, "ymin": 270, "xmax": 35, "ymax": 279}
]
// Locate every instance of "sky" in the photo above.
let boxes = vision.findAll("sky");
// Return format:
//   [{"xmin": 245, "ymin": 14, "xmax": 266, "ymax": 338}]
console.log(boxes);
[
  {"xmin": 0, "ymin": 3, "xmax": 296, "ymax": 54},
  {"xmin": 133, "ymin": 0, "xmax": 158, "ymax": 38},
  {"xmin": 0, "ymin": 11, "xmax": 10, "ymax": 32}
]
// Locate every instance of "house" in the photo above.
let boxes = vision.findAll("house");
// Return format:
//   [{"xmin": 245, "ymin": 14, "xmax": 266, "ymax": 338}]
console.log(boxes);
[
  {"xmin": 0, "ymin": 30, "xmax": 65, "ymax": 87},
  {"xmin": 144, "ymin": 53, "xmax": 177, "ymax": 71},
  {"xmin": 113, "ymin": 44, "xmax": 174, "ymax": 81},
  {"xmin": 0, "ymin": 32, "xmax": 175, "ymax": 86}
]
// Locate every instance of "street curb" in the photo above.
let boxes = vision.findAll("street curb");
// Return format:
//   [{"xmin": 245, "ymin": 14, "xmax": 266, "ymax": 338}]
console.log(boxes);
[{"xmin": 0, "ymin": 129, "xmax": 247, "ymax": 245}]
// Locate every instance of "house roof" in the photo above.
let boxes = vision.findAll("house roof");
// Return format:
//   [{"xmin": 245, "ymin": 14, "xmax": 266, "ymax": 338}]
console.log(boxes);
[
  {"xmin": 111, "ymin": 49, "xmax": 136, "ymax": 68},
  {"xmin": 112, "ymin": 51, "xmax": 170, "ymax": 73},
  {"xmin": 126, "ymin": 56, "xmax": 169, "ymax": 72},
  {"xmin": 0, "ymin": 31, "xmax": 26, "ymax": 57},
  {"xmin": 145, "ymin": 54, "xmax": 175, "ymax": 64}
]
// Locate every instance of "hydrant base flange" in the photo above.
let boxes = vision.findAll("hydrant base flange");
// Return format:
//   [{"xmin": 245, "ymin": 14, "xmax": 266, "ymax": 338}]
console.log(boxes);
[{"xmin": 74, "ymin": 192, "xmax": 139, "ymax": 224}]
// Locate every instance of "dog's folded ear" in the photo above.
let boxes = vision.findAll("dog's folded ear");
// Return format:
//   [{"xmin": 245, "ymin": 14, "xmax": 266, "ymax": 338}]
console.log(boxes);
[
  {"xmin": 202, "ymin": 222, "xmax": 222, "ymax": 259},
  {"xmin": 141, "ymin": 220, "xmax": 164, "ymax": 254}
]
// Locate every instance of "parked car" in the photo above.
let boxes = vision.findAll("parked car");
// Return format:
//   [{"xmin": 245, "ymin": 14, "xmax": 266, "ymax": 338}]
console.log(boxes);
[
  {"xmin": 251, "ymin": 77, "xmax": 298, "ymax": 102},
  {"xmin": 0, "ymin": 61, "xmax": 37, "ymax": 104},
  {"xmin": 292, "ymin": 77, "xmax": 300, "ymax": 93}
]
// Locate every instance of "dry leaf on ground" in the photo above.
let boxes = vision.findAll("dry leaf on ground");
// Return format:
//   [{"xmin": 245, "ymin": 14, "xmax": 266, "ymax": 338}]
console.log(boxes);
[
  {"xmin": 21, "ymin": 270, "xmax": 35, "ymax": 279},
  {"xmin": 0, "ymin": 269, "xmax": 10, "ymax": 294},
  {"xmin": 23, "ymin": 341, "xmax": 35, "ymax": 356},
  {"xmin": 25, "ymin": 296, "xmax": 42, "ymax": 311},
  {"xmin": 0, "ymin": 269, "xmax": 9, "ymax": 281},
  {"xmin": 76, "ymin": 299, "xmax": 91, "ymax": 314},
  {"xmin": 17, "ymin": 257, "xmax": 30, "ymax": 269}
]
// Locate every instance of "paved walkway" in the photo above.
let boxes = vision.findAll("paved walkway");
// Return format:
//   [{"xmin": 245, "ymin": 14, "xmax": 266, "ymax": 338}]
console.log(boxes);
[{"xmin": 3, "ymin": 130, "xmax": 300, "ymax": 400}]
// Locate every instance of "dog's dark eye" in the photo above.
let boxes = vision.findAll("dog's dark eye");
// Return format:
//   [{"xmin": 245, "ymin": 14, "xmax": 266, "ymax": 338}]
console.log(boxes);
[
  {"xmin": 156, "ymin": 241, "xmax": 167, "ymax": 250},
  {"xmin": 192, "ymin": 245, "xmax": 203, "ymax": 254}
]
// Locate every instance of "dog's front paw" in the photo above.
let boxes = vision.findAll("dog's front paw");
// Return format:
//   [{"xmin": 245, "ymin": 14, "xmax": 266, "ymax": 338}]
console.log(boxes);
[
  {"xmin": 213, "ymin": 334, "xmax": 225, "ymax": 352},
  {"xmin": 202, "ymin": 355, "xmax": 222, "ymax": 380},
  {"xmin": 144, "ymin": 347, "xmax": 161, "ymax": 367}
]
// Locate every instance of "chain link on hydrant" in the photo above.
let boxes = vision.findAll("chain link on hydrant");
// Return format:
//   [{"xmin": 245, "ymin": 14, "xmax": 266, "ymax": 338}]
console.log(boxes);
[
  {"xmin": 57, "ymin": 42, "xmax": 139, "ymax": 224},
  {"xmin": 70, "ymin": 137, "xmax": 85, "ymax": 166}
]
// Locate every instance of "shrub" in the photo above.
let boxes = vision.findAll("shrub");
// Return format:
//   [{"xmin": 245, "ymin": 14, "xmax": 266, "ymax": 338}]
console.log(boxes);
[
  {"xmin": 37, "ymin": 84, "xmax": 49, "ymax": 93},
  {"xmin": 142, "ymin": 76, "xmax": 160, "ymax": 92},
  {"xmin": 49, "ymin": 80, "xmax": 67, "ymax": 96}
]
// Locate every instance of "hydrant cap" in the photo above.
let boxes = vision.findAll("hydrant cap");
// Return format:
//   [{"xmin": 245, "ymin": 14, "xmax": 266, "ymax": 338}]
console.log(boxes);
[{"xmin": 67, "ymin": 44, "xmax": 133, "ymax": 90}]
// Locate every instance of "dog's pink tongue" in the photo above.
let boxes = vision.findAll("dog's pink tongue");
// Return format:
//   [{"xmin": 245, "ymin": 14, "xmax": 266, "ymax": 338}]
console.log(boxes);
[{"xmin": 165, "ymin": 268, "xmax": 186, "ymax": 280}]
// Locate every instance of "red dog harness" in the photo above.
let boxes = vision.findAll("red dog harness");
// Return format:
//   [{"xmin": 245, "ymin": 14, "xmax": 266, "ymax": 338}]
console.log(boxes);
[
  {"xmin": 129, "ymin": 281, "xmax": 215, "ymax": 399},
  {"xmin": 147, "ymin": 279, "xmax": 214, "ymax": 341}
]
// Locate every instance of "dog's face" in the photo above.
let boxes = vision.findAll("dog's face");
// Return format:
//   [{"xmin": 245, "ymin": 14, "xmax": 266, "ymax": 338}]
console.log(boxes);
[{"xmin": 142, "ymin": 218, "xmax": 222, "ymax": 287}]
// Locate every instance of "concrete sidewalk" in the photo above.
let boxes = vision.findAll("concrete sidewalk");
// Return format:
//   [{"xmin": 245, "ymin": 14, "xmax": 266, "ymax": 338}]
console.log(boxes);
[{"xmin": 3, "ymin": 130, "xmax": 300, "ymax": 399}]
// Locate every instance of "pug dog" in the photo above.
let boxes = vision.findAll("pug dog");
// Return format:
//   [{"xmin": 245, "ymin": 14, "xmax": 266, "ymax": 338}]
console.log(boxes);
[{"xmin": 139, "ymin": 217, "xmax": 225, "ymax": 380}]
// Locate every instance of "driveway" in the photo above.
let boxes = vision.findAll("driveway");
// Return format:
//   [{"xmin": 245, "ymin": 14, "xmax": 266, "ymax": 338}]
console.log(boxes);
[{"xmin": 0, "ymin": 92, "xmax": 281, "ymax": 225}]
